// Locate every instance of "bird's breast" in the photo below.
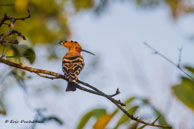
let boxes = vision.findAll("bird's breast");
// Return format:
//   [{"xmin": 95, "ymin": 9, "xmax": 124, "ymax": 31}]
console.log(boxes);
[{"xmin": 62, "ymin": 56, "xmax": 84, "ymax": 82}]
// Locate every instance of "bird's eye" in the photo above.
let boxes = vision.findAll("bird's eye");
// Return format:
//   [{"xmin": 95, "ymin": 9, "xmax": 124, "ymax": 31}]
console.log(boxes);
[{"xmin": 60, "ymin": 41, "xmax": 67, "ymax": 45}]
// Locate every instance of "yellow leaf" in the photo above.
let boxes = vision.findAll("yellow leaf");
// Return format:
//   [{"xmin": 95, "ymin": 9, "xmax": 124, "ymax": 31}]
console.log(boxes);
[
  {"xmin": 15, "ymin": 0, "xmax": 28, "ymax": 12},
  {"xmin": 73, "ymin": 0, "xmax": 94, "ymax": 10},
  {"xmin": 0, "ymin": 109, "xmax": 7, "ymax": 115},
  {"xmin": 93, "ymin": 114, "xmax": 113, "ymax": 129}
]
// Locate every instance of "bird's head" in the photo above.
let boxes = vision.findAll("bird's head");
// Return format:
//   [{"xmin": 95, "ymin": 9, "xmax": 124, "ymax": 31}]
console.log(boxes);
[{"xmin": 59, "ymin": 40, "xmax": 95, "ymax": 55}]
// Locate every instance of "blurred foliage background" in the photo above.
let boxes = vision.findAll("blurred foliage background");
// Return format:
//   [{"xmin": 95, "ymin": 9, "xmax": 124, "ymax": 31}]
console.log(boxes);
[
  {"xmin": 1, "ymin": 0, "xmax": 194, "ymax": 45},
  {"xmin": 0, "ymin": 0, "xmax": 194, "ymax": 129}
]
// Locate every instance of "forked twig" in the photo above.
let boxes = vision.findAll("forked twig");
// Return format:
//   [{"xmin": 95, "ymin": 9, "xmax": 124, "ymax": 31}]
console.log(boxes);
[
  {"xmin": 144, "ymin": 42, "xmax": 194, "ymax": 81},
  {"xmin": 0, "ymin": 9, "xmax": 30, "ymax": 43}
]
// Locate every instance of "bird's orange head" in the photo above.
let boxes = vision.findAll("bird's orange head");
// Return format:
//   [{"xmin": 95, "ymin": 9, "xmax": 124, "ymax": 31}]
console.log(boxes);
[
  {"xmin": 59, "ymin": 40, "xmax": 95, "ymax": 55},
  {"xmin": 59, "ymin": 40, "xmax": 82, "ymax": 52}
]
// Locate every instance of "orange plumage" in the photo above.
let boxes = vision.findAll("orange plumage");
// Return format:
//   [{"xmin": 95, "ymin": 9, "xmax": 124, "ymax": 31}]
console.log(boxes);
[{"xmin": 59, "ymin": 40, "xmax": 94, "ymax": 91}]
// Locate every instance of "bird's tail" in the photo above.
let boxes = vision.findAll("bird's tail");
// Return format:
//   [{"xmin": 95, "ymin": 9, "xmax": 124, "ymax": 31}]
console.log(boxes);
[{"xmin": 66, "ymin": 82, "xmax": 77, "ymax": 92}]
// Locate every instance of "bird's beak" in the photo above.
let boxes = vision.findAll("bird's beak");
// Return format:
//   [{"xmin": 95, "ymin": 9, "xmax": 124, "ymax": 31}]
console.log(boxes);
[{"xmin": 82, "ymin": 49, "xmax": 95, "ymax": 56}]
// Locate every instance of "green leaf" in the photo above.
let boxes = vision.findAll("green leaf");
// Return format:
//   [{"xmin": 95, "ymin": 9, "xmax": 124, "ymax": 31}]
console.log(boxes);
[
  {"xmin": 73, "ymin": 0, "xmax": 94, "ymax": 10},
  {"xmin": 114, "ymin": 106, "xmax": 139, "ymax": 129},
  {"xmin": 184, "ymin": 66, "xmax": 194, "ymax": 75},
  {"xmin": 9, "ymin": 44, "xmax": 36, "ymax": 64},
  {"xmin": 172, "ymin": 77, "xmax": 194, "ymax": 111},
  {"xmin": 11, "ymin": 44, "xmax": 28, "ymax": 54},
  {"xmin": 76, "ymin": 108, "xmax": 107, "ymax": 129},
  {"xmin": 137, "ymin": 125, "xmax": 146, "ymax": 129},
  {"xmin": 128, "ymin": 122, "xmax": 139, "ymax": 129},
  {"xmin": 23, "ymin": 48, "xmax": 36, "ymax": 64}
]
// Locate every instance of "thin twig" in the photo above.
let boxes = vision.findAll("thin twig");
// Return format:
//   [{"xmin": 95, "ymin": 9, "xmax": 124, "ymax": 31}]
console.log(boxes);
[
  {"xmin": 109, "ymin": 88, "xmax": 120, "ymax": 97},
  {"xmin": 0, "ymin": 9, "xmax": 30, "ymax": 27},
  {"xmin": 15, "ymin": 9, "xmax": 31, "ymax": 21},
  {"xmin": 0, "ymin": 57, "xmax": 171, "ymax": 128},
  {"xmin": 152, "ymin": 115, "xmax": 161, "ymax": 124},
  {"xmin": 77, "ymin": 80, "xmax": 125, "ymax": 106},
  {"xmin": 144, "ymin": 42, "xmax": 194, "ymax": 82},
  {"xmin": 36, "ymin": 73, "xmax": 59, "ymax": 80},
  {"xmin": 0, "ymin": 9, "xmax": 30, "ymax": 43},
  {"xmin": 177, "ymin": 46, "xmax": 183, "ymax": 68}
]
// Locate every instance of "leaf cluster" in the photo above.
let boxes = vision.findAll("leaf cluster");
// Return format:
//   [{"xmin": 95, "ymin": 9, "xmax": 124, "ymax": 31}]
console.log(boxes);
[{"xmin": 77, "ymin": 97, "xmax": 171, "ymax": 129}]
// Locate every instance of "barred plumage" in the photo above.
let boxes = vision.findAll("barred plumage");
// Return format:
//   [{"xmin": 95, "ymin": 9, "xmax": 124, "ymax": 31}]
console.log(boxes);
[
  {"xmin": 62, "ymin": 56, "xmax": 84, "ymax": 83},
  {"xmin": 59, "ymin": 40, "xmax": 94, "ymax": 92}
]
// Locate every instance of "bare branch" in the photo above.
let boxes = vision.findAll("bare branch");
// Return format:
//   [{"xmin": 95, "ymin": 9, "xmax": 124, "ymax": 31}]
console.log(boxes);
[
  {"xmin": 76, "ymin": 85, "xmax": 102, "ymax": 96},
  {"xmin": 0, "ymin": 9, "xmax": 30, "ymax": 43},
  {"xmin": 0, "ymin": 57, "xmax": 171, "ymax": 128},
  {"xmin": 144, "ymin": 42, "xmax": 194, "ymax": 82},
  {"xmin": 1, "ymin": 29, "xmax": 26, "ymax": 40}
]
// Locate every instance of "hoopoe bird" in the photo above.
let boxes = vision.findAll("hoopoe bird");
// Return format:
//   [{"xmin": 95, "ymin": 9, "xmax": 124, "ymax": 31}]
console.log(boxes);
[{"xmin": 59, "ymin": 40, "xmax": 95, "ymax": 91}]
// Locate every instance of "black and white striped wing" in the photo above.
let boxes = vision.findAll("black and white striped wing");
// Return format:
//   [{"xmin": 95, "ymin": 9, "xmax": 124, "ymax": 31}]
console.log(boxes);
[{"xmin": 62, "ymin": 56, "xmax": 84, "ymax": 82}]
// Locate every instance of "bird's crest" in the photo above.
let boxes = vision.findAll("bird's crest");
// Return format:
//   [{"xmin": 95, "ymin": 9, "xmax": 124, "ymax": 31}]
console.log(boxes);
[{"xmin": 59, "ymin": 40, "xmax": 81, "ymax": 49}]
